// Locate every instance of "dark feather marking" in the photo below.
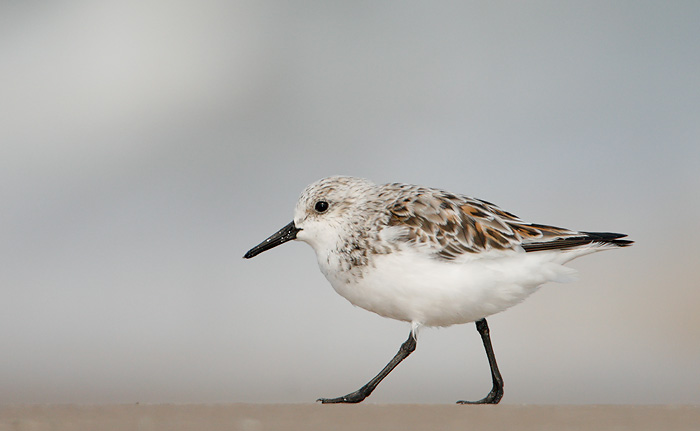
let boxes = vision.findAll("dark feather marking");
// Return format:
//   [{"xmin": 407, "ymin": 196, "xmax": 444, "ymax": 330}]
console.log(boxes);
[
  {"xmin": 522, "ymin": 232, "xmax": 633, "ymax": 252},
  {"xmin": 472, "ymin": 221, "xmax": 486, "ymax": 249},
  {"xmin": 511, "ymin": 224, "xmax": 543, "ymax": 239},
  {"xmin": 485, "ymin": 228, "xmax": 510, "ymax": 249}
]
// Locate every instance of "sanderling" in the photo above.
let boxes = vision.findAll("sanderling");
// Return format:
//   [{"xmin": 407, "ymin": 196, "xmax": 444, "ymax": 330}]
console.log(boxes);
[{"xmin": 244, "ymin": 176, "xmax": 632, "ymax": 404}]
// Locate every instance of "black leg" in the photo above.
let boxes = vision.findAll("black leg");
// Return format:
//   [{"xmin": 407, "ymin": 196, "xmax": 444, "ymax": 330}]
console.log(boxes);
[
  {"xmin": 457, "ymin": 318, "xmax": 504, "ymax": 404},
  {"xmin": 317, "ymin": 330, "xmax": 417, "ymax": 404}
]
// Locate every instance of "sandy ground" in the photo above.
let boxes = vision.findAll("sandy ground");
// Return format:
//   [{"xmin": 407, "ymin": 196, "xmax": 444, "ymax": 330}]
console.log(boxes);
[{"xmin": 1, "ymin": 404, "xmax": 698, "ymax": 431}]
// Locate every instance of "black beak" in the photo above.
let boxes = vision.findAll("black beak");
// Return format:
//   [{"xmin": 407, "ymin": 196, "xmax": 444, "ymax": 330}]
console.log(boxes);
[{"xmin": 243, "ymin": 221, "xmax": 301, "ymax": 259}]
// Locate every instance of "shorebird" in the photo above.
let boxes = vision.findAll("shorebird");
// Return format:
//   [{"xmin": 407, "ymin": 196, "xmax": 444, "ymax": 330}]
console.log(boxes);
[{"xmin": 244, "ymin": 176, "xmax": 632, "ymax": 404}]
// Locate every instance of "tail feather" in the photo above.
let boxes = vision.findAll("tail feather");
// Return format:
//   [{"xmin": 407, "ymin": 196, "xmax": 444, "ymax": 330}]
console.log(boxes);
[{"xmin": 522, "ymin": 231, "xmax": 633, "ymax": 252}]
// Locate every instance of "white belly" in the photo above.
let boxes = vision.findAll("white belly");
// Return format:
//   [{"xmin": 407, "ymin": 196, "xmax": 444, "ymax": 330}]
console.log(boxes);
[{"xmin": 319, "ymin": 248, "xmax": 578, "ymax": 327}]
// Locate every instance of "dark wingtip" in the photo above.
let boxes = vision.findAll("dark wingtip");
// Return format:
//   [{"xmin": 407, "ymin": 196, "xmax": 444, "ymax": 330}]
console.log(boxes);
[
  {"xmin": 523, "ymin": 231, "xmax": 633, "ymax": 252},
  {"xmin": 612, "ymin": 239, "xmax": 634, "ymax": 247},
  {"xmin": 581, "ymin": 232, "xmax": 634, "ymax": 247}
]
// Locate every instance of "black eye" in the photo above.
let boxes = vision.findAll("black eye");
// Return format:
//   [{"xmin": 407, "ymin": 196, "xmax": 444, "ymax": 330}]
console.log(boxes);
[{"xmin": 314, "ymin": 201, "xmax": 329, "ymax": 213}]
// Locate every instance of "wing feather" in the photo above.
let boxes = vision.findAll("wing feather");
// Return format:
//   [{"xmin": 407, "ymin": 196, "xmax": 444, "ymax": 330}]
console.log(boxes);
[{"xmin": 382, "ymin": 184, "xmax": 631, "ymax": 260}]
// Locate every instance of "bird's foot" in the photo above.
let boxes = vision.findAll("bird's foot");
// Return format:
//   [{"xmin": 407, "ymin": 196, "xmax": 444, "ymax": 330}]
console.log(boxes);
[
  {"xmin": 317, "ymin": 389, "xmax": 369, "ymax": 404},
  {"xmin": 456, "ymin": 387, "xmax": 504, "ymax": 405}
]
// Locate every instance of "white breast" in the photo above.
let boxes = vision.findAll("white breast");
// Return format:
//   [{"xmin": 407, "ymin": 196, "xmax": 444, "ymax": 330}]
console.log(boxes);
[{"xmin": 318, "ymin": 247, "xmax": 578, "ymax": 327}]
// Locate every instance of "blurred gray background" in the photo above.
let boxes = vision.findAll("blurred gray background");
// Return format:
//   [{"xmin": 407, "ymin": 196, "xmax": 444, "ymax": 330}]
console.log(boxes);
[{"xmin": 2, "ymin": 1, "xmax": 698, "ymax": 405}]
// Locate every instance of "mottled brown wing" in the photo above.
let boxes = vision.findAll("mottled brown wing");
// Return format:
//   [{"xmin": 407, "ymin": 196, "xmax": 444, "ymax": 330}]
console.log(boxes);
[
  {"xmin": 384, "ymin": 189, "xmax": 523, "ymax": 259},
  {"xmin": 383, "ymin": 186, "xmax": 594, "ymax": 260}
]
